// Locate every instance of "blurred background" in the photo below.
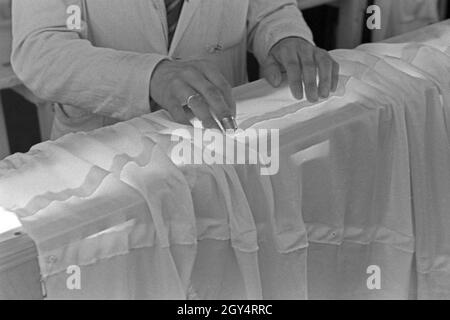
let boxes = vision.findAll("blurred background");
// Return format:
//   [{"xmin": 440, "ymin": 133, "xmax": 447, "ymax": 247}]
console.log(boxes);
[{"xmin": 1, "ymin": 0, "xmax": 449, "ymax": 159}]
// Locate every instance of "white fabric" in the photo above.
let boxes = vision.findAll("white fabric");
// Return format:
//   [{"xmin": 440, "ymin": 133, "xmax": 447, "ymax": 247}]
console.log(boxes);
[
  {"xmin": 1, "ymin": 21, "xmax": 450, "ymax": 300},
  {"xmin": 356, "ymin": 38, "xmax": 450, "ymax": 299}
]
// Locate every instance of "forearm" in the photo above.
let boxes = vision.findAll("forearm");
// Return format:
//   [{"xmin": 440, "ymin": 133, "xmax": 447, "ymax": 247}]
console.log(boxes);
[{"xmin": 11, "ymin": 0, "xmax": 167, "ymax": 120}]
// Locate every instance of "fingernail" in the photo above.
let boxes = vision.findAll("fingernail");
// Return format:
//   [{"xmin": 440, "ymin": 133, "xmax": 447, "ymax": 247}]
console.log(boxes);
[
  {"xmin": 308, "ymin": 93, "xmax": 319, "ymax": 103},
  {"xmin": 293, "ymin": 87, "xmax": 303, "ymax": 100},
  {"xmin": 311, "ymin": 89, "xmax": 319, "ymax": 101},
  {"xmin": 271, "ymin": 74, "xmax": 281, "ymax": 87},
  {"xmin": 221, "ymin": 116, "xmax": 238, "ymax": 131},
  {"xmin": 319, "ymin": 90, "xmax": 329, "ymax": 98}
]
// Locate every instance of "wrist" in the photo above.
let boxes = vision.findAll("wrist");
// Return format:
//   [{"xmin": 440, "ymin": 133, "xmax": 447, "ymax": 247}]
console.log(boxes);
[{"xmin": 149, "ymin": 58, "xmax": 172, "ymax": 107}]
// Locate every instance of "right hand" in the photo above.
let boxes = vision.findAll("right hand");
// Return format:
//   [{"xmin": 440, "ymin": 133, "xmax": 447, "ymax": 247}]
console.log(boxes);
[{"xmin": 150, "ymin": 59, "xmax": 236, "ymax": 129}]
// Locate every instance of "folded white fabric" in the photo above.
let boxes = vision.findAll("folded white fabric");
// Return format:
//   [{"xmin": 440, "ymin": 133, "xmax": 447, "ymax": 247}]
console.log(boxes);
[
  {"xmin": 356, "ymin": 41, "xmax": 450, "ymax": 299},
  {"xmin": 0, "ymin": 131, "xmax": 199, "ymax": 299},
  {"xmin": 116, "ymin": 118, "xmax": 264, "ymax": 299}
]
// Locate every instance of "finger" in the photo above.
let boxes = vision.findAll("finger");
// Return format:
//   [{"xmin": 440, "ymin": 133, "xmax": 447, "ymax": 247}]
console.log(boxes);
[
  {"xmin": 262, "ymin": 55, "xmax": 283, "ymax": 88},
  {"xmin": 187, "ymin": 93, "xmax": 221, "ymax": 130},
  {"xmin": 167, "ymin": 79, "xmax": 197, "ymax": 125},
  {"xmin": 172, "ymin": 79, "xmax": 220, "ymax": 129},
  {"xmin": 331, "ymin": 60, "xmax": 340, "ymax": 92},
  {"xmin": 299, "ymin": 48, "xmax": 319, "ymax": 102},
  {"xmin": 197, "ymin": 62, "xmax": 237, "ymax": 116},
  {"xmin": 279, "ymin": 46, "xmax": 303, "ymax": 100},
  {"xmin": 182, "ymin": 66, "xmax": 233, "ymax": 122},
  {"xmin": 314, "ymin": 49, "xmax": 332, "ymax": 98}
]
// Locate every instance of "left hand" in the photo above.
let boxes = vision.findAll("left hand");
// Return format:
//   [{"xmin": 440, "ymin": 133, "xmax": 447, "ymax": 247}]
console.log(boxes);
[{"xmin": 262, "ymin": 37, "xmax": 339, "ymax": 102}]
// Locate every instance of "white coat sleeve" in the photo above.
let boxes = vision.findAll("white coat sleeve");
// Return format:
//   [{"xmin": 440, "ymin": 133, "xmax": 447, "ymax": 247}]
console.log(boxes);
[
  {"xmin": 247, "ymin": 0, "xmax": 315, "ymax": 65},
  {"xmin": 11, "ymin": 0, "xmax": 167, "ymax": 120}
]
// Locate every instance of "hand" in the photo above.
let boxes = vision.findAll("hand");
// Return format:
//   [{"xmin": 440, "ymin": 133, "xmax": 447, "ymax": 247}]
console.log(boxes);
[
  {"xmin": 150, "ymin": 59, "xmax": 236, "ymax": 129},
  {"xmin": 262, "ymin": 37, "xmax": 339, "ymax": 102}
]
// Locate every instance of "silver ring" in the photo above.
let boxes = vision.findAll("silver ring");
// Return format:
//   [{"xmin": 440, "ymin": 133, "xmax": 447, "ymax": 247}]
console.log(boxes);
[{"xmin": 184, "ymin": 93, "xmax": 201, "ymax": 109}]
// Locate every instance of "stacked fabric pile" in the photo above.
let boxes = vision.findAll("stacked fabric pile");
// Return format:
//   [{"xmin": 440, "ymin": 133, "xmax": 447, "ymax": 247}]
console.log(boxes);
[{"xmin": 0, "ymin": 21, "xmax": 449, "ymax": 300}]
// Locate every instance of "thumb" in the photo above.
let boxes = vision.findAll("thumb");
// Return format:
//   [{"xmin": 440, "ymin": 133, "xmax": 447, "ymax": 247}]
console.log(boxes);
[{"xmin": 262, "ymin": 55, "xmax": 283, "ymax": 88}]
